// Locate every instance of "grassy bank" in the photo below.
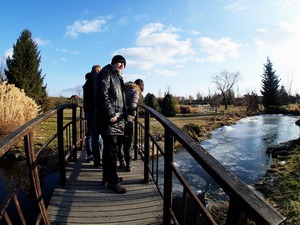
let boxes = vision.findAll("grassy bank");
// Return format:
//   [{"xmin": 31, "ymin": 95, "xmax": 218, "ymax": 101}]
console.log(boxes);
[
  {"xmin": 148, "ymin": 105, "xmax": 249, "ymax": 142},
  {"xmin": 255, "ymin": 142, "xmax": 300, "ymax": 224}
]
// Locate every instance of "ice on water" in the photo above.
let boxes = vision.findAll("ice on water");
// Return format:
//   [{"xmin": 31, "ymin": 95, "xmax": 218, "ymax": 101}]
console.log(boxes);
[{"xmin": 173, "ymin": 115, "xmax": 300, "ymax": 192}]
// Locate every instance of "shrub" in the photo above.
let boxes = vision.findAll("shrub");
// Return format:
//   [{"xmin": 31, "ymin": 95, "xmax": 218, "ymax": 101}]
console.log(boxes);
[
  {"xmin": 179, "ymin": 105, "xmax": 191, "ymax": 114},
  {"xmin": 182, "ymin": 123, "xmax": 201, "ymax": 141},
  {"xmin": 0, "ymin": 81, "xmax": 40, "ymax": 135}
]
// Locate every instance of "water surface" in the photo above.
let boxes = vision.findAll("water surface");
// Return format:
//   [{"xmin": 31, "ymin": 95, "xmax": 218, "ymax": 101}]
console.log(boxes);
[{"xmin": 172, "ymin": 114, "xmax": 300, "ymax": 193}]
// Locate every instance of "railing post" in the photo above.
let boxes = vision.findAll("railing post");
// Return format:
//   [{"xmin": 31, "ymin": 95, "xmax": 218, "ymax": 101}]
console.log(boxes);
[
  {"xmin": 57, "ymin": 109, "xmax": 66, "ymax": 186},
  {"xmin": 79, "ymin": 106, "xmax": 84, "ymax": 152},
  {"xmin": 144, "ymin": 111, "xmax": 150, "ymax": 183},
  {"xmin": 24, "ymin": 133, "xmax": 50, "ymax": 225},
  {"xmin": 133, "ymin": 107, "xmax": 139, "ymax": 160},
  {"xmin": 163, "ymin": 129, "xmax": 173, "ymax": 225},
  {"xmin": 72, "ymin": 104, "xmax": 77, "ymax": 161},
  {"xmin": 226, "ymin": 199, "xmax": 248, "ymax": 225}
]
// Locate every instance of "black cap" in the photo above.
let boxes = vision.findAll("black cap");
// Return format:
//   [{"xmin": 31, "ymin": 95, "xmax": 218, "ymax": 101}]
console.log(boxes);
[{"xmin": 111, "ymin": 55, "xmax": 126, "ymax": 67}]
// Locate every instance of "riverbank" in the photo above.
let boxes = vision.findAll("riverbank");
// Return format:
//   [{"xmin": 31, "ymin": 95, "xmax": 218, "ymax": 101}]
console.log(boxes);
[{"xmin": 254, "ymin": 136, "xmax": 300, "ymax": 224}]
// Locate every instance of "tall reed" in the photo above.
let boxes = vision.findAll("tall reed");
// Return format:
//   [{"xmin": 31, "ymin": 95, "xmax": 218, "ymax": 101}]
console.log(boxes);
[{"xmin": 0, "ymin": 81, "xmax": 40, "ymax": 135}]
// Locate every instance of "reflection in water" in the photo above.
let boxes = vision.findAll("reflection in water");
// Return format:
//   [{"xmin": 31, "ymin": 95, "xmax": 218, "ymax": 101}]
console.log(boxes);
[
  {"xmin": 0, "ymin": 154, "xmax": 59, "ymax": 224},
  {"xmin": 0, "ymin": 158, "xmax": 32, "ymax": 196}
]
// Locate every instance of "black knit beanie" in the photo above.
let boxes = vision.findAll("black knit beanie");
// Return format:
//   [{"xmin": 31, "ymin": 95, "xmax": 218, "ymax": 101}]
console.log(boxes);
[{"xmin": 111, "ymin": 55, "xmax": 126, "ymax": 67}]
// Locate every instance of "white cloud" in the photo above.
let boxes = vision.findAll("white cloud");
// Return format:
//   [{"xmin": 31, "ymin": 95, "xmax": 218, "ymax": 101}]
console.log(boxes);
[
  {"xmin": 118, "ymin": 17, "xmax": 128, "ymax": 25},
  {"xmin": 274, "ymin": 0, "xmax": 300, "ymax": 10},
  {"xmin": 65, "ymin": 18, "xmax": 107, "ymax": 38},
  {"xmin": 116, "ymin": 23, "xmax": 194, "ymax": 71},
  {"xmin": 1, "ymin": 48, "xmax": 13, "ymax": 64},
  {"xmin": 196, "ymin": 37, "xmax": 241, "ymax": 63},
  {"xmin": 190, "ymin": 30, "xmax": 200, "ymax": 35},
  {"xmin": 72, "ymin": 50, "xmax": 81, "ymax": 55},
  {"xmin": 34, "ymin": 37, "xmax": 50, "ymax": 46},
  {"xmin": 5, "ymin": 48, "xmax": 13, "ymax": 58},
  {"xmin": 223, "ymin": 0, "xmax": 247, "ymax": 12},
  {"xmin": 151, "ymin": 68, "xmax": 178, "ymax": 77},
  {"xmin": 253, "ymin": 17, "xmax": 300, "ymax": 72},
  {"xmin": 56, "ymin": 48, "xmax": 68, "ymax": 52}
]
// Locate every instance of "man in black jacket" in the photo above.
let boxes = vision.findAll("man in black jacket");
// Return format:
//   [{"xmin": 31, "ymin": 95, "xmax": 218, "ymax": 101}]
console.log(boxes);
[
  {"xmin": 83, "ymin": 65, "xmax": 102, "ymax": 167},
  {"xmin": 94, "ymin": 55, "xmax": 127, "ymax": 194}
]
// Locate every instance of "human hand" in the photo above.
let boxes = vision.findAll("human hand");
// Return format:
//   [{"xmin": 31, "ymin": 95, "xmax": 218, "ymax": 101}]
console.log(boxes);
[{"xmin": 109, "ymin": 116, "xmax": 117, "ymax": 123}]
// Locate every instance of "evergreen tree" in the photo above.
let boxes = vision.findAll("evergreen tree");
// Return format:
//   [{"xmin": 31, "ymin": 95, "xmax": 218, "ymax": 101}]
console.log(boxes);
[
  {"xmin": 278, "ymin": 85, "xmax": 289, "ymax": 105},
  {"xmin": 5, "ymin": 29, "xmax": 47, "ymax": 107},
  {"xmin": 145, "ymin": 93, "xmax": 161, "ymax": 112},
  {"xmin": 260, "ymin": 57, "xmax": 280, "ymax": 109},
  {"xmin": 161, "ymin": 93, "xmax": 176, "ymax": 117}
]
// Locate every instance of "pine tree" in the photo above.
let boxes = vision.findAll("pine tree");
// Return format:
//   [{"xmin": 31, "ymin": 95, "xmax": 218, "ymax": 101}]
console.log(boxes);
[
  {"xmin": 260, "ymin": 57, "xmax": 280, "ymax": 109},
  {"xmin": 278, "ymin": 85, "xmax": 289, "ymax": 105},
  {"xmin": 161, "ymin": 93, "xmax": 177, "ymax": 117},
  {"xmin": 5, "ymin": 29, "xmax": 47, "ymax": 107},
  {"xmin": 145, "ymin": 93, "xmax": 161, "ymax": 112}
]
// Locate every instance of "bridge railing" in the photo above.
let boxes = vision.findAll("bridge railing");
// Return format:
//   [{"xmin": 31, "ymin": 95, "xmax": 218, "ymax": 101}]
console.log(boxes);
[
  {"xmin": 134, "ymin": 105, "xmax": 285, "ymax": 225},
  {"xmin": 0, "ymin": 103, "xmax": 84, "ymax": 225}
]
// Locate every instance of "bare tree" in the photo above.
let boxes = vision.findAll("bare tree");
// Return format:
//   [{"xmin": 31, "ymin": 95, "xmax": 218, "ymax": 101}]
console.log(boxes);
[
  {"xmin": 158, "ymin": 88, "xmax": 162, "ymax": 99},
  {"xmin": 196, "ymin": 92, "xmax": 203, "ymax": 103},
  {"xmin": 212, "ymin": 70, "xmax": 241, "ymax": 109},
  {"xmin": 285, "ymin": 74, "xmax": 294, "ymax": 97},
  {"xmin": 74, "ymin": 85, "xmax": 83, "ymax": 98}
]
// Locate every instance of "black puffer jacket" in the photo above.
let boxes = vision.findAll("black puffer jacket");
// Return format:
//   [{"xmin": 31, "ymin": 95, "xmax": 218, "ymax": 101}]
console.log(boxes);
[
  {"xmin": 94, "ymin": 64, "xmax": 126, "ymax": 135},
  {"xmin": 82, "ymin": 72, "xmax": 96, "ymax": 113}
]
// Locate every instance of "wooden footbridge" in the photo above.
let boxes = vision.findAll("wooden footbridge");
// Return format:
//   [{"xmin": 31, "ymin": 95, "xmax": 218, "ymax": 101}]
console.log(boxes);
[
  {"xmin": 0, "ymin": 102, "xmax": 285, "ymax": 225},
  {"xmin": 47, "ymin": 150, "xmax": 163, "ymax": 225}
]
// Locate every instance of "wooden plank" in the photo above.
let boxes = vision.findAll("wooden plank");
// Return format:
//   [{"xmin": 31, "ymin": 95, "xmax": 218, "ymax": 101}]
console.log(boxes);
[{"xmin": 47, "ymin": 150, "xmax": 163, "ymax": 225}]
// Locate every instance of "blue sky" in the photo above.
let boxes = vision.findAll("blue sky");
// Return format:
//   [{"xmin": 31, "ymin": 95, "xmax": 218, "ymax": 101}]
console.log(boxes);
[{"xmin": 1, "ymin": 0, "xmax": 300, "ymax": 98}]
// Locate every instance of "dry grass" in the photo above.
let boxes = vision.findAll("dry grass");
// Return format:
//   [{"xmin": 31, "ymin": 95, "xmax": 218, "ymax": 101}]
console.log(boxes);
[
  {"xmin": 288, "ymin": 103, "xmax": 300, "ymax": 111},
  {"xmin": 146, "ymin": 105, "xmax": 247, "ymax": 140},
  {"xmin": 0, "ymin": 81, "xmax": 40, "ymax": 135}
]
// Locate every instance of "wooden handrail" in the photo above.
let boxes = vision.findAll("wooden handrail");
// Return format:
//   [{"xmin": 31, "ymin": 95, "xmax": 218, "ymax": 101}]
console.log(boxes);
[
  {"xmin": 0, "ymin": 103, "xmax": 84, "ymax": 224},
  {"xmin": 136, "ymin": 104, "xmax": 285, "ymax": 225}
]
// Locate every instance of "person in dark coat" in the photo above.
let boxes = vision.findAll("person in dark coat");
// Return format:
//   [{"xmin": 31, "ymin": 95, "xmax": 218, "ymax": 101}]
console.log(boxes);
[
  {"xmin": 82, "ymin": 65, "xmax": 102, "ymax": 167},
  {"xmin": 94, "ymin": 55, "xmax": 127, "ymax": 194}
]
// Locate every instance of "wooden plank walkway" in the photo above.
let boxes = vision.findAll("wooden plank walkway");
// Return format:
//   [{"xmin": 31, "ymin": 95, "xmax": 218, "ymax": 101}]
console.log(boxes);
[{"xmin": 47, "ymin": 150, "xmax": 163, "ymax": 225}]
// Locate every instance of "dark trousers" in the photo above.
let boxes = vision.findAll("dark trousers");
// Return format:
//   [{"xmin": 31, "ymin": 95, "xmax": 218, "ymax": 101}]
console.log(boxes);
[
  {"xmin": 117, "ymin": 123, "xmax": 133, "ymax": 165},
  {"xmin": 85, "ymin": 112, "xmax": 101, "ymax": 162},
  {"xmin": 102, "ymin": 134, "xmax": 123, "ymax": 184},
  {"xmin": 123, "ymin": 123, "xmax": 133, "ymax": 164}
]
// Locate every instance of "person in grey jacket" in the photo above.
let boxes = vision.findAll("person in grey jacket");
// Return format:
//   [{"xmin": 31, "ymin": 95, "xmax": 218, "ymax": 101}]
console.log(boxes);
[
  {"xmin": 94, "ymin": 55, "xmax": 127, "ymax": 194},
  {"xmin": 118, "ymin": 79, "xmax": 144, "ymax": 171}
]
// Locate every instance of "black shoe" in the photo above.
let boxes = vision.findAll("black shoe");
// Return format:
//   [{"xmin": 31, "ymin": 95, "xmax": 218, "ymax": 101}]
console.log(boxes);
[
  {"xmin": 119, "ymin": 161, "xmax": 126, "ymax": 169},
  {"xmin": 86, "ymin": 155, "xmax": 94, "ymax": 162},
  {"xmin": 102, "ymin": 177, "xmax": 123, "ymax": 186},
  {"xmin": 107, "ymin": 183, "xmax": 126, "ymax": 194},
  {"xmin": 93, "ymin": 161, "xmax": 102, "ymax": 168},
  {"xmin": 126, "ymin": 163, "xmax": 134, "ymax": 172}
]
